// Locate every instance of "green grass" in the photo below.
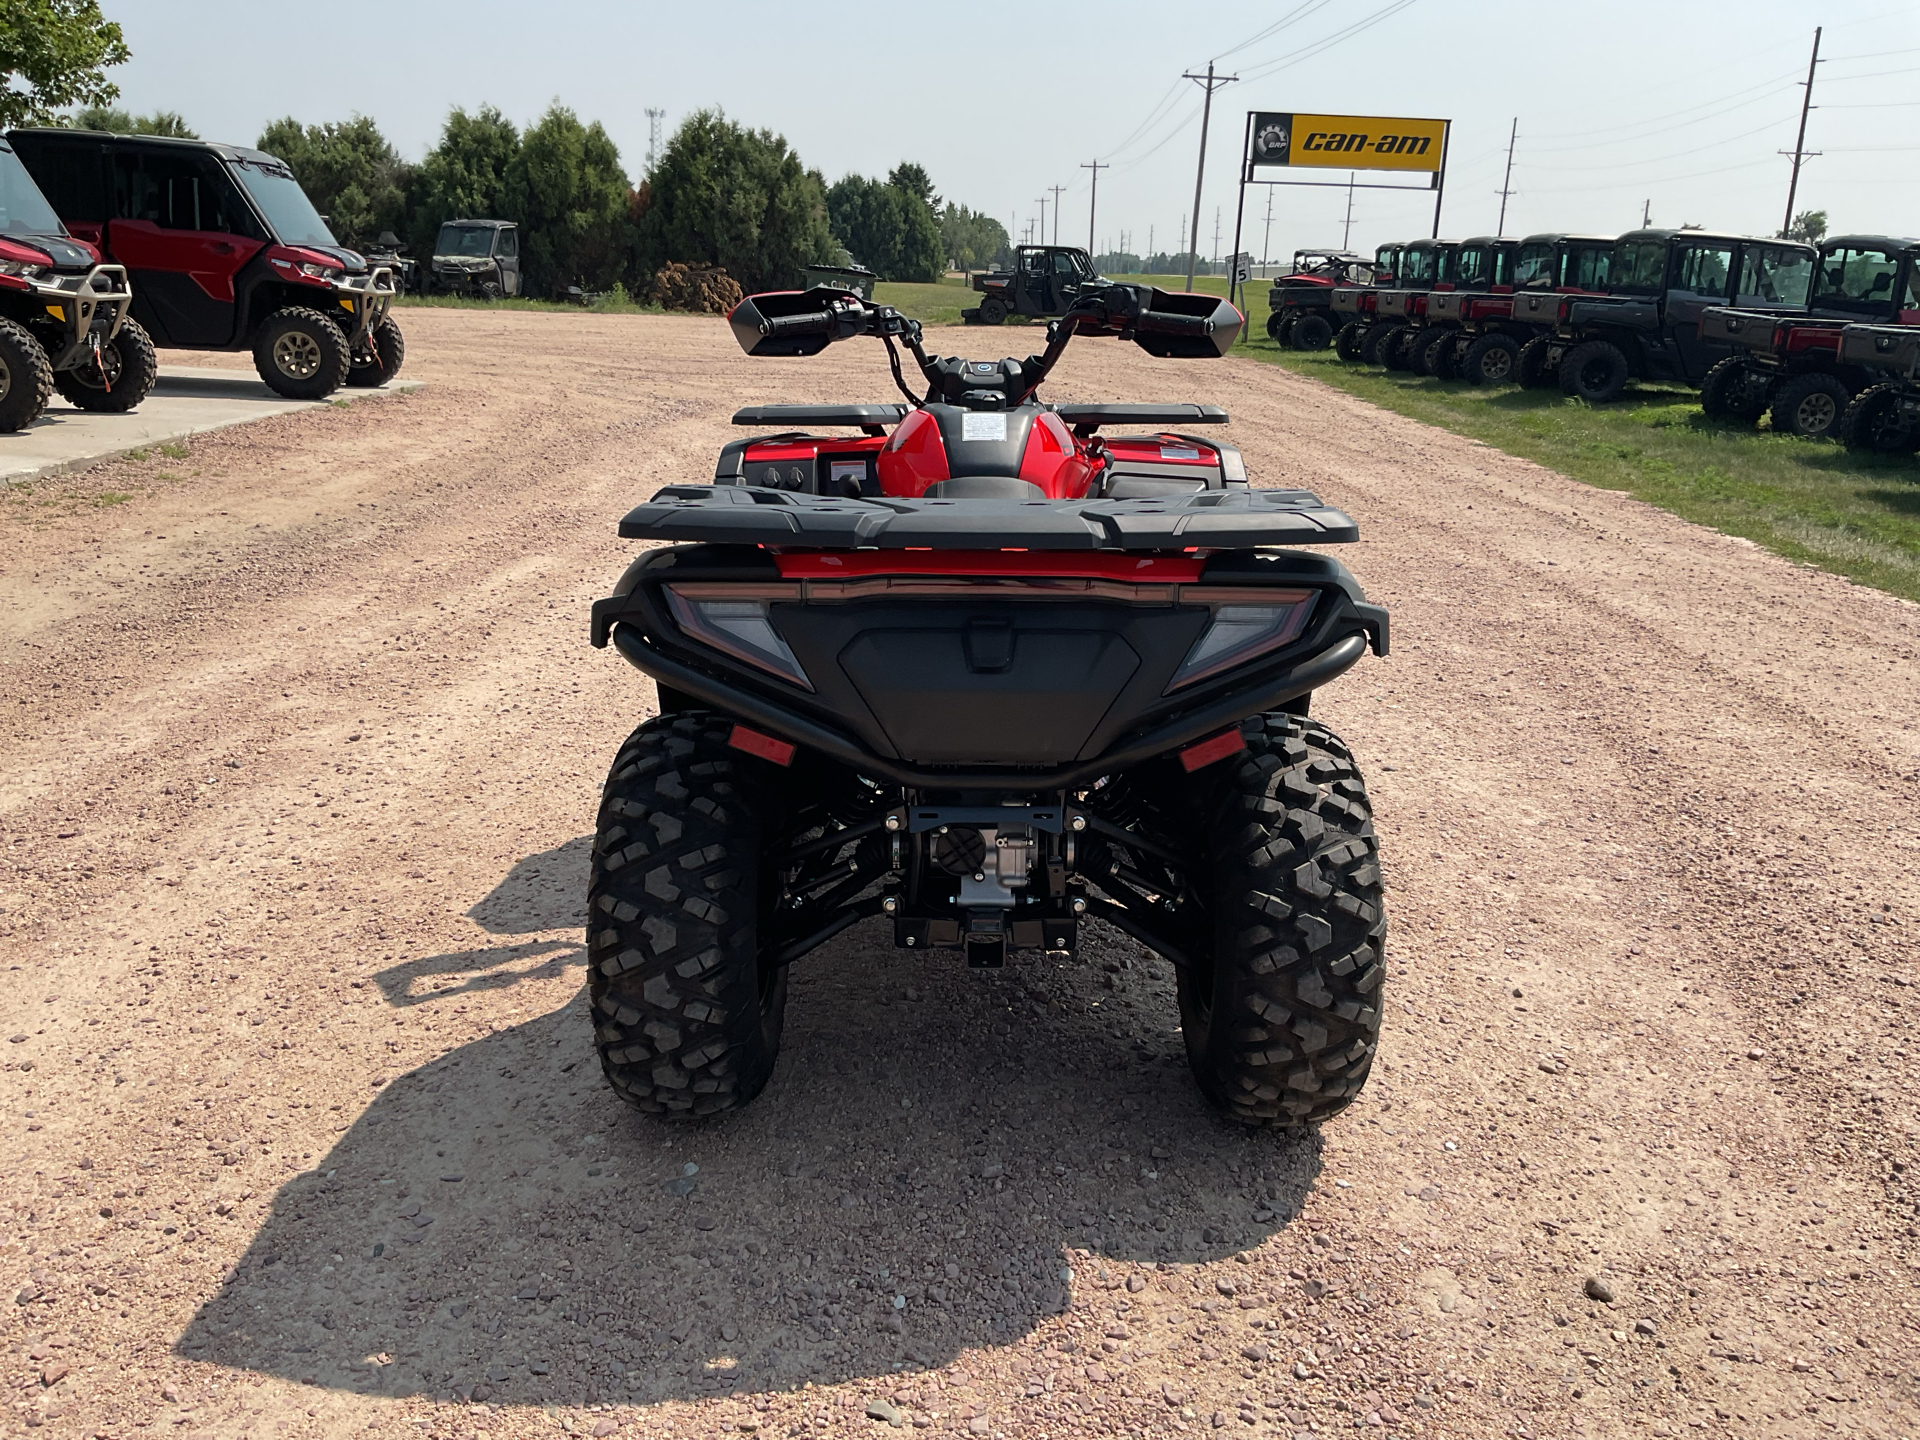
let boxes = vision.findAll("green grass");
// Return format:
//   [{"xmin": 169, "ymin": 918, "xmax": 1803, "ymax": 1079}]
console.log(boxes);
[
  {"xmin": 882, "ymin": 272, "xmax": 1920, "ymax": 604},
  {"xmin": 871, "ymin": 274, "xmax": 980, "ymax": 328}
]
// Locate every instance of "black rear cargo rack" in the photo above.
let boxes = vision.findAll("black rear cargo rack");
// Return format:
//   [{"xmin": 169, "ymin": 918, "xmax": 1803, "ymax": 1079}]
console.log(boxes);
[
  {"xmin": 1051, "ymin": 403, "xmax": 1229, "ymax": 432},
  {"xmin": 731, "ymin": 404, "xmax": 911, "ymax": 429},
  {"xmin": 616, "ymin": 484, "xmax": 1358, "ymax": 550}
]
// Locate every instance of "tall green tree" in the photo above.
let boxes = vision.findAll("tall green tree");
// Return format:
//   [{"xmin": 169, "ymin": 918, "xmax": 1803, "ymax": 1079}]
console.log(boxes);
[
  {"xmin": 411, "ymin": 105, "xmax": 519, "ymax": 257},
  {"xmin": 256, "ymin": 115, "xmax": 411, "ymax": 247},
  {"xmin": 939, "ymin": 203, "xmax": 1010, "ymax": 272},
  {"xmin": 69, "ymin": 104, "xmax": 195, "ymax": 136},
  {"xmin": 827, "ymin": 172, "xmax": 943, "ymax": 283},
  {"xmin": 506, "ymin": 104, "xmax": 631, "ymax": 294},
  {"xmin": 1788, "ymin": 209, "xmax": 1828, "ymax": 245},
  {"xmin": 887, "ymin": 162, "xmax": 940, "ymax": 212},
  {"xmin": 0, "ymin": 0, "xmax": 127, "ymax": 128},
  {"xmin": 634, "ymin": 109, "xmax": 836, "ymax": 293}
]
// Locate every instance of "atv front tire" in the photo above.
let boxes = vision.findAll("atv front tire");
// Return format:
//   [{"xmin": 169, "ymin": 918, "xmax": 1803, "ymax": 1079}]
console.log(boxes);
[
  {"xmin": 1382, "ymin": 327, "xmax": 1419, "ymax": 372},
  {"xmin": 254, "ymin": 307, "xmax": 351, "ymax": 399},
  {"xmin": 52, "ymin": 318, "xmax": 157, "ymax": 412},
  {"xmin": 1291, "ymin": 314, "xmax": 1334, "ymax": 351},
  {"xmin": 1359, "ymin": 323, "xmax": 1398, "ymax": 366},
  {"xmin": 1560, "ymin": 340, "xmax": 1629, "ymax": 403},
  {"xmin": 1178, "ymin": 714, "xmax": 1385, "ymax": 1127},
  {"xmin": 1700, "ymin": 355, "xmax": 1769, "ymax": 423},
  {"xmin": 1769, "ymin": 371, "xmax": 1850, "ymax": 439},
  {"xmin": 1516, "ymin": 334, "xmax": 1553, "ymax": 389},
  {"xmin": 345, "ymin": 315, "xmax": 406, "ymax": 388},
  {"xmin": 1839, "ymin": 382, "xmax": 1920, "ymax": 455},
  {"xmin": 588, "ymin": 714, "xmax": 787, "ymax": 1118},
  {"xmin": 1462, "ymin": 333, "xmax": 1520, "ymax": 386},
  {"xmin": 0, "ymin": 317, "xmax": 53, "ymax": 433},
  {"xmin": 1334, "ymin": 321, "xmax": 1366, "ymax": 362}
]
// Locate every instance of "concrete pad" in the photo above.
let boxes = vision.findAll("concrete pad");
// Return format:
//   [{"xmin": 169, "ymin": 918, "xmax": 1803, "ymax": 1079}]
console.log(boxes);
[{"xmin": 0, "ymin": 366, "xmax": 423, "ymax": 485}]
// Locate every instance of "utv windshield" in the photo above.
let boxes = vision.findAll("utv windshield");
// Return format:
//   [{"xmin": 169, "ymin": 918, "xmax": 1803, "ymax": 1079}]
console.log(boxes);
[
  {"xmin": 229, "ymin": 158, "xmax": 336, "ymax": 247},
  {"xmin": 1514, "ymin": 243, "xmax": 1557, "ymax": 288},
  {"xmin": 1610, "ymin": 239, "xmax": 1669, "ymax": 294},
  {"xmin": 437, "ymin": 225, "xmax": 498, "ymax": 258},
  {"xmin": 1373, "ymin": 245, "xmax": 1401, "ymax": 281},
  {"xmin": 1811, "ymin": 245, "xmax": 1900, "ymax": 312},
  {"xmin": 1569, "ymin": 245, "xmax": 1612, "ymax": 291},
  {"xmin": 1736, "ymin": 245, "xmax": 1814, "ymax": 307},
  {"xmin": 1453, "ymin": 246, "xmax": 1490, "ymax": 287},
  {"xmin": 0, "ymin": 145, "xmax": 66, "ymax": 238}
]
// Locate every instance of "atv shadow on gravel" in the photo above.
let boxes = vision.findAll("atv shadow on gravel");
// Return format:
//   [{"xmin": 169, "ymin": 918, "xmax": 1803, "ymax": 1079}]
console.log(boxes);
[
  {"xmin": 175, "ymin": 875, "xmax": 1329, "ymax": 1410},
  {"xmin": 371, "ymin": 837, "xmax": 591, "ymax": 1007}
]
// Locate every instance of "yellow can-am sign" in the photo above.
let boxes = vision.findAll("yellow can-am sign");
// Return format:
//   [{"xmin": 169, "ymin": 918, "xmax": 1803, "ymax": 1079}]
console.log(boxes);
[{"xmin": 1248, "ymin": 112, "xmax": 1447, "ymax": 174}]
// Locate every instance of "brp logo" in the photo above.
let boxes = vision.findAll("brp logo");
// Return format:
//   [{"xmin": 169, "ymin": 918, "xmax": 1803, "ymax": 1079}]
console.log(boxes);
[{"xmin": 1253, "ymin": 123, "xmax": 1290, "ymax": 163}]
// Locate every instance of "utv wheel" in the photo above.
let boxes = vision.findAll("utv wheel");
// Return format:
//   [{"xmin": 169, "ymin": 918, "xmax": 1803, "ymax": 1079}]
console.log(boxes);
[
  {"xmin": 1559, "ymin": 339, "xmax": 1629, "ymax": 403},
  {"xmin": 1700, "ymin": 355, "xmax": 1769, "ymax": 423},
  {"xmin": 1516, "ymin": 334, "xmax": 1553, "ymax": 389},
  {"xmin": 1334, "ymin": 320, "xmax": 1366, "ymax": 362},
  {"xmin": 1178, "ymin": 714, "xmax": 1385, "ymax": 1128},
  {"xmin": 1382, "ymin": 327, "xmax": 1418, "ymax": 372},
  {"xmin": 1414, "ymin": 328, "xmax": 1454, "ymax": 378},
  {"xmin": 977, "ymin": 296, "xmax": 1008, "ymax": 326},
  {"xmin": 52, "ymin": 318, "xmax": 157, "ymax": 412},
  {"xmin": 0, "ymin": 317, "xmax": 54, "ymax": 433},
  {"xmin": 1291, "ymin": 314, "xmax": 1334, "ymax": 351},
  {"xmin": 1359, "ymin": 323, "xmax": 1397, "ymax": 366},
  {"xmin": 345, "ymin": 315, "xmax": 406, "ymax": 388},
  {"xmin": 588, "ymin": 713, "xmax": 788, "ymax": 1118},
  {"xmin": 1462, "ymin": 333, "xmax": 1521, "ymax": 385},
  {"xmin": 1769, "ymin": 372, "xmax": 1850, "ymax": 439},
  {"xmin": 1266, "ymin": 311, "xmax": 1286, "ymax": 341},
  {"xmin": 253, "ymin": 307, "xmax": 351, "ymax": 399},
  {"xmin": 1838, "ymin": 382, "xmax": 1920, "ymax": 455}
]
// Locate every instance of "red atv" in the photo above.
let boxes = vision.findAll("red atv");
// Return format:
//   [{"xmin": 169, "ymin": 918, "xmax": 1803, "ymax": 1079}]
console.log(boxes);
[
  {"xmin": 587, "ymin": 283, "xmax": 1390, "ymax": 1126},
  {"xmin": 1266, "ymin": 248, "xmax": 1374, "ymax": 351}
]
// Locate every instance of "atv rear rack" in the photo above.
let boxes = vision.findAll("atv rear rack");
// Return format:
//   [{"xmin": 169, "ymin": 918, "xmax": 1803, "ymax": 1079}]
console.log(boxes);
[{"xmin": 616, "ymin": 484, "xmax": 1358, "ymax": 550}]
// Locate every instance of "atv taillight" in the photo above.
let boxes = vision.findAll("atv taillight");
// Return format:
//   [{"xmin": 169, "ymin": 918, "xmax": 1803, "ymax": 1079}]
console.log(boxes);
[
  {"xmin": 1167, "ymin": 593, "xmax": 1316, "ymax": 691},
  {"xmin": 665, "ymin": 588, "xmax": 813, "ymax": 690}
]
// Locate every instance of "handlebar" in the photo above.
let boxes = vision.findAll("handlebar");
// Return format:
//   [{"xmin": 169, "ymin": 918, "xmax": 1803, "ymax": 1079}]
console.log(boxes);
[
  {"xmin": 760, "ymin": 311, "xmax": 838, "ymax": 338},
  {"xmin": 1135, "ymin": 310, "xmax": 1214, "ymax": 336}
]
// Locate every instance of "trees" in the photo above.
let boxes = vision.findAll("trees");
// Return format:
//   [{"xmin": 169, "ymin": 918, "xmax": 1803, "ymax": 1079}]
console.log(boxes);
[
  {"xmin": 506, "ymin": 105, "xmax": 632, "ymax": 295},
  {"xmin": 1788, "ymin": 209, "xmax": 1828, "ymax": 245},
  {"xmin": 69, "ymin": 105, "xmax": 195, "ymax": 137},
  {"xmin": 826, "ymin": 169, "xmax": 943, "ymax": 283},
  {"xmin": 939, "ymin": 203, "xmax": 1010, "ymax": 272},
  {"xmin": 635, "ymin": 110, "xmax": 836, "ymax": 294},
  {"xmin": 257, "ymin": 116, "xmax": 410, "ymax": 248},
  {"xmin": 0, "ymin": 0, "xmax": 128, "ymax": 128},
  {"xmin": 410, "ymin": 105, "xmax": 519, "ymax": 258},
  {"xmin": 887, "ymin": 162, "xmax": 940, "ymax": 213}
]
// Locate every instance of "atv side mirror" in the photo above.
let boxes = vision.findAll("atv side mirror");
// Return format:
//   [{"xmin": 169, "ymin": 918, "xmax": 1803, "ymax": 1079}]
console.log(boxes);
[
  {"xmin": 728, "ymin": 287, "xmax": 870, "ymax": 357},
  {"xmin": 1131, "ymin": 287, "xmax": 1244, "ymax": 358}
]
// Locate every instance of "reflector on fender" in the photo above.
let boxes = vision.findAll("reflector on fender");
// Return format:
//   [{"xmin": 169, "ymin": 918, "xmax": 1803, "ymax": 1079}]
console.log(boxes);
[
  {"xmin": 727, "ymin": 724, "xmax": 795, "ymax": 766},
  {"xmin": 1178, "ymin": 729, "xmax": 1248, "ymax": 773}
]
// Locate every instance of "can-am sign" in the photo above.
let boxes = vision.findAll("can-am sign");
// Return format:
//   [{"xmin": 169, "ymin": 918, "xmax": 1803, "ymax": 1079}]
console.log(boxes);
[{"xmin": 1248, "ymin": 112, "xmax": 1447, "ymax": 174}]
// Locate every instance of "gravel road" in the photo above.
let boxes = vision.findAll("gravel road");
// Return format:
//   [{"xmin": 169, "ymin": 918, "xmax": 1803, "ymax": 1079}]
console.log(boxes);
[{"xmin": 2, "ymin": 309, "xmax": 1915, "ymax": 1439}]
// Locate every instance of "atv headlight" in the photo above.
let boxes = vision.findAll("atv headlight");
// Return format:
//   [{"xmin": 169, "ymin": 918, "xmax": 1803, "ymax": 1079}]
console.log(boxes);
[
  {"xmin": 1167, "ymin": 593, "xmax": 1316, "ymax": 690},
  {"xmin": 665, "ymin": 588, "xmax": 812, "ymax": 690}
]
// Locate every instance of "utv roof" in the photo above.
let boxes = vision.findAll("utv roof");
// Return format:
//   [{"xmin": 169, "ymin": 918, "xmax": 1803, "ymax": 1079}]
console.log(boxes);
[
  {"xmin": 1518, "ymin": 233, "xmax": 1616, "ymax": 245},
  {"xmin": 1295, "ymin": 249, "xmax": 1363, "ymax": 260},
  {"xmin": 1615, "ymin": 228, "xmax": 1812, "ymax": 250},
  {"xmin": 1822, "ymin": 234, "xmax": 1920, "ymax": 253},
  {"xmin": 442, "ymin": 219, "xmax": 516, "ymax": 229},
  {"xmin": 8, "ymin": 126, "xmax": 283, "ymax": 168},
  {"xmin": 1458, "ymin": 236, "xmax": 1520, "ymax": 246}
]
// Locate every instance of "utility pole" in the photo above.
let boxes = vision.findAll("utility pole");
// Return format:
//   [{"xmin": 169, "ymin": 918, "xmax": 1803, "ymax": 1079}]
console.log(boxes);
[
  {"xmin": 1036, "ymin": 196, "xmax": 1047, "ymax": 249},
  {"xmin": 1641, "ymin": 198, "xmax": 1651, "ymax": 228},
  {"xmin": 1212, "ymin": 207, "xmax": 1221, "ymax": 266},
  {"xmin": 645, "ymin": 108, "xmax": 664, "ymax": 172},
  {"xmin": 1048, "ymin": 185, "xmax": 1065, "ymax": 245},
  {"xmin": 1260, "ymin": 187, "xmax": 1274, "ymax": 267},
  {"xmin": 1342, "ymin": 173, "xmax": 1356, "ymax": 250},
  {"xmin": 1780, "ymin": 26, "xmax": 1823, "ymax": 238},
  {"xmin": 1081, "ymin": 159, "xmax": 1108, "ymax": 255},
  {"xmin": 1182, "ymin": 63, "xmax": 1238, "ymax": 291},
  {"xmin": 1496, "ymin": 117, "xmax": 1518, "ymax": 234}
]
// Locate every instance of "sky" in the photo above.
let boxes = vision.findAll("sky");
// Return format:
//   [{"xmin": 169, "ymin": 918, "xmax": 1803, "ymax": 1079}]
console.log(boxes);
[{"xmin": 93, "ymin": 0, "xmax": 1920, "ymax": 264}]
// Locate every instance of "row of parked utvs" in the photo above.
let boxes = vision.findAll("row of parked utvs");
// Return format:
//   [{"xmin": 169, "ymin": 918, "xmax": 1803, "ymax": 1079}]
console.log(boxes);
[
  {"xmin": 0, "ymin": 128, "xmax": 405, "ymax": 433},
  {"xmin": 1267, "ymin": 231, "xmax": 1920, "ymax": 455}
]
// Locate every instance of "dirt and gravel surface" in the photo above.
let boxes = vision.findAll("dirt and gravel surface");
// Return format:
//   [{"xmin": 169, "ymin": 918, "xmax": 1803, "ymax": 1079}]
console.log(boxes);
[{"xmin": 1, "ymin": 308, "xmax": 1917, "ymax": 1440}]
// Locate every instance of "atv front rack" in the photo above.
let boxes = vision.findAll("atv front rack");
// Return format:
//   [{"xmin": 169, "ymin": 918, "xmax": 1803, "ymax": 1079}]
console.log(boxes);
[{"xmin": 616, "ymin": 484, "xmax": 1358, "ymax": 550}]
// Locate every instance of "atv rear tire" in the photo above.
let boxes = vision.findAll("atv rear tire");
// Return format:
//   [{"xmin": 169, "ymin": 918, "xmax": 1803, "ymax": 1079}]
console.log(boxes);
[
  {"xmin": 1560, "ymin": 340, "xmax": 1629, "ymax": 403},
  {"xmin": 1418, "ymin": 328, "xmax": 1458, "ymax": 378},
  {"xmin": 1359, "ymin": 323, "xmax": 1398, "ymax": 366},
  {"xmin": 1382, "ymin": 327, "xmax": 1419, "ymax": 372},
  {"xmin": 1516, "ymin": 334, "xmax": 1553, "ymax": 389},
  {"xmin": 1838, "ymin": 382, "xmax": 1920, "ymax": 455},
  {"xmin": 0, "ymin": 317, "xmax": 54, "ymax": 433},
  {"xmin": 52, "ymin": 318, "xmax": 157, "ymax": 412},
  {"xmin": 1700, "ymin": 355, "xmax": 1770, "ymax": 423},
  {"xmin": 345, "ymin": 315, "xmax": 406, "ymax": 388},
  {"xmin": 1178, "ymin": 713, "xmax": 1385, "ymax": 1127},
  {"xmin": 978, "ymin": 296, "xmax": 1008, "ymax": 326},
  {"xmin": 588, "ymin": 713, "xmax": 788, "ymax": 1118},
  {"xmin": 1769, "ymin": 371, "xmax": 1850, "ymax": 439},
  {"xmin": 1291, "ymin": 314, "xmax": 1334, "ymax": 351},
  {"xmin": 253, "ymin": 307, "xmax": 351, "ymax": 399},
  {"xmin": 1334, "ymin": 320, "xmax": 1366, "ymax": 362},
  {"xmin": 1462, "ymin": 333, "xmax": 1521, "ymax": 386}
]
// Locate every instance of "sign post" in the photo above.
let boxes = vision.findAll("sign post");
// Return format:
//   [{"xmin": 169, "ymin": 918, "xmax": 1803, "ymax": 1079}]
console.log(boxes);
[{"xmin": 1227, "ymin": 111, "xmax": 1451, "ymax": 325}]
